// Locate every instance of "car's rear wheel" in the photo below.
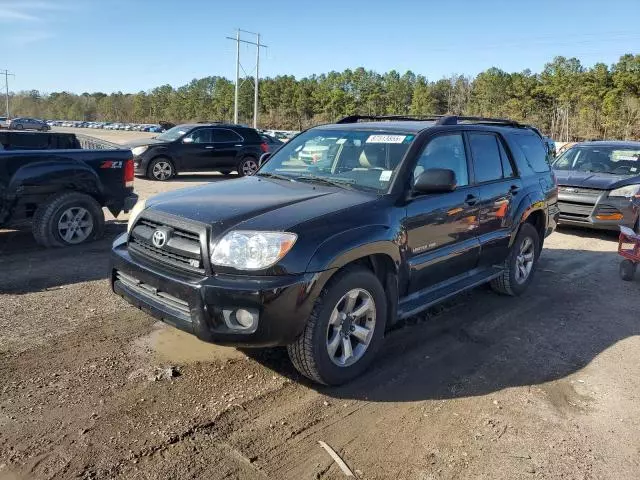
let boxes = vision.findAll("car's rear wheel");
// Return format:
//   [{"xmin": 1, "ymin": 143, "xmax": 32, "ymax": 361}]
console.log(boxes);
[
  {"xmin": 237, "ymin": 157, "xmax": 259, "ymax": 176},
  {"xmin": 287, "ymin": 267, "xmax": 387, "ymax": 385},
  {"xmin": 14, "ymin": 124, "xmax": 23, "ymax": 130},
  {"xmin": 32, "ymin": 192, "xmax": 105, "ymax": 248},
  {"xmin": 491, "ymin": 223, "xmax": 540, "ymax": 296},
  {"xmin": 148, "ymin": 157, "xmax": 175, "ymax": 181}
]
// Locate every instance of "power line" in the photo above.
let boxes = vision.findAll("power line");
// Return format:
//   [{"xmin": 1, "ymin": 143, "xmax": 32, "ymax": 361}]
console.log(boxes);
[
  {"xmin": 225, "ymin": 29, "xmax": 267, "ymax": 128},
  {"xmin": 0, "ymin": 69, "xmax": 15, "ymax": 118}
]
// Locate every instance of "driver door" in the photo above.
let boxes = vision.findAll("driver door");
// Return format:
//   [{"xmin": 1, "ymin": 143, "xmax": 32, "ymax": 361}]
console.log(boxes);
[{"xmin": 404, "ymin": 133, "xmax": 481, "ymax": 294}]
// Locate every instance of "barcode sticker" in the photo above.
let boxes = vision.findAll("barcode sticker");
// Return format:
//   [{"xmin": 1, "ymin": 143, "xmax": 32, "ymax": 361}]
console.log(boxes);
[
  {"xmin": 379, "ymin": 170, "xmax": 392, "ymax": 181},
  {"xmin": 367, "ymin": 135, "xmax": 406, "ymax": 144}
]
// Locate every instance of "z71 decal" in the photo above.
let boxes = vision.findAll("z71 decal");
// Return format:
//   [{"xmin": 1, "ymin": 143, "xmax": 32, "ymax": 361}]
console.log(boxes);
[{"xmin": 100, "ymin": 161, "xmax": 123, "ymax": 169}]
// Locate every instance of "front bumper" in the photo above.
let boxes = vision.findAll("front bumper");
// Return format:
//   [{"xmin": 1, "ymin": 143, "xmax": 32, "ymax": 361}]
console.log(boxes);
[
  {"xmin": 558, "ymin": 193, "xmax": 636, "ymax": 231},
  {"xmin": 110, "ymin": 233, "xmax": 324, "ymax": 347}
]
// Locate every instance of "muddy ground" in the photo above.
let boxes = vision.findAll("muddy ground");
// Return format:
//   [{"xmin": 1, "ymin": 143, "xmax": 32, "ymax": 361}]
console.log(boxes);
[{"xmin": 1, "ymin": 129, "xmax": 639, "ymax": 479}]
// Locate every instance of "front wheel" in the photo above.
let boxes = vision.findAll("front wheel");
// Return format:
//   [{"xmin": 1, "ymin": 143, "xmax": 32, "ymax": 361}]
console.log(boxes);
[
  {"xmin": 287, "ymin": 267, "xmax": 387, "ymax": 385},
  {"xmin": 237, "ymin": 157, "xmax": 259, "ymax": 177},
  {"xmin": 147, "ymin": 157, "xmax": 175, "ymax": 181},
  {"xmin": 491, "ymin": 223, "xmax": 540, "ymax": 296}
]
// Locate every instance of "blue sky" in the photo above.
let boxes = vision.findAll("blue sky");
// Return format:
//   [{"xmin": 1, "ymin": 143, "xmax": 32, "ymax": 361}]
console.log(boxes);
[{"xmin": 1, "ymin": 0, "xmax": 639, "ymax": 94}]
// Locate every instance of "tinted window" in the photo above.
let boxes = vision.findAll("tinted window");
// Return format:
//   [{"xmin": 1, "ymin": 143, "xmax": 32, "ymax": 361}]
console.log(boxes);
[
  {"xmin": 512, "ymin": 134, "xmax": 550, "ymax": 173},
  {"xmin": 497, "ymin": 138, "xmax": 514, "ymax": 177},
  {"xmin": 414, "ymin": 134, "xmax": 469, "ymax": 187},
  {"xmin": 469, "ymin": 133, "xmax": 503, "ymax": 183},
  {"xmin": 214, "ymin": 128, "xmax": 243, "ymax": 143},
  {"xmin": 187, "ymin": 128, "xmax": 213, "ymax": 143}
]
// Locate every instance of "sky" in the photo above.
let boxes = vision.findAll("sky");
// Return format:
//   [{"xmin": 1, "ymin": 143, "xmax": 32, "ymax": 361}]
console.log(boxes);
[{"xmin": 1, "ymin": 0, "xmax": 639, "ymax": 94}]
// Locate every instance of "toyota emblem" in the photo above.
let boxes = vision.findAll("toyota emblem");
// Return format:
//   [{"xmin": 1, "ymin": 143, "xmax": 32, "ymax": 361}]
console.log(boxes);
[{"xmin": 152, "ymin": 229, "xmax": 167, "ymax": 248}]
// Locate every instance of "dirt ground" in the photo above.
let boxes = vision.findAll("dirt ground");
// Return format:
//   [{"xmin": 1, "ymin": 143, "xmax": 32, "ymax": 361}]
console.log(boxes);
[{"xmin": 1, "ymin": 129, "xmax": 639, "ymax": 480}]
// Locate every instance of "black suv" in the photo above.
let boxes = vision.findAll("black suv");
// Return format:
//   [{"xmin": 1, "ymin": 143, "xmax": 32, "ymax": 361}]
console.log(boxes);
[
  {"xmin": 127, "ymin": 123, "xmax": 267, "ymax": 180},
  {"xmin": 111, "ymin": 115, "xmax": 559, "ymax": 385}
]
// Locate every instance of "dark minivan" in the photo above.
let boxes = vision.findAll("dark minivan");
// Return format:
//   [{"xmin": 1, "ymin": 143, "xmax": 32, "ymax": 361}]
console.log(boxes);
[
  {"xmin": 127, "ymin": 123, "xmax": 267, "ymax": 180},
  {"xmin": 112, "ymin": 115, "xmax": 558, "ymax": 385}
]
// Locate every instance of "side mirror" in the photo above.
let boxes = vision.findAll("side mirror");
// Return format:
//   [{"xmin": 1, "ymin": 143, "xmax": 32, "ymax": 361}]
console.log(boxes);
[
  {"xmin": 413, "ymin": 168, "xmax": 457, "ymax": 194},
  {"xmin": 259, "ymin": 152, "xmax": 272, "ymax": 166},
  {"xmin": 182, "ymin": 137, "xmax": 194, "ymax": 144}
]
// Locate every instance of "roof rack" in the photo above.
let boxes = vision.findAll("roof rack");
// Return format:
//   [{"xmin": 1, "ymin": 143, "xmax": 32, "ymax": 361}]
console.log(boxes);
[
  {"xmin": 336, "ymin": 114, "xmax": 444, "ymax": 124},
  {"xmin": 435, "ymin": 115, "xmax": 522, "ymax": 127}
]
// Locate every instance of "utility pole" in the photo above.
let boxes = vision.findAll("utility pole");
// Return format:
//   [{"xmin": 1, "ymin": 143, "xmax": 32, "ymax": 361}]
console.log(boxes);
[
  {"xmin": 0, "ymin": 69, "xmax": 15, "ymax": 118},
  {"xmin": 225, "ymin": 30, "xmax": 266, "ymax": 127}
]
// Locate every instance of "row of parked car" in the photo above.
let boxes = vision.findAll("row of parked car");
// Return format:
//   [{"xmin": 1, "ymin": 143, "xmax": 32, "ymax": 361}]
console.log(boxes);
[{"xmin": 48, "ymin": 120, "xmax": 166, "ymax": 132}]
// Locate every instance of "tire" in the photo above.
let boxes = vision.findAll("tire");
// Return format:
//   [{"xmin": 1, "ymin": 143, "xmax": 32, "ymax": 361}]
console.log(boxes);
[
  {"xmin": 147, "ymin": 157, "xmax": 175, "ymax": 181},
  {"xmin": 287, "ymin": 266, "xmax": 387, "ymax": 385},
  {"xmin": 491, "ymin": 223, "xmax": 540, "ymax": 296},
  {"xmin": 14, "ymin": 124, "xmax": 23, "ymax": 130},
  {"xmin": 619, "ymin": 259, "xmax": 636, "ymax": 282},
  {"xmin": 237, "ymin": 156, "xmax": 259, "ymax": 177},
  {"xmin": 32, "ymin": 192, "xmax": 105, "ymax": 248}
]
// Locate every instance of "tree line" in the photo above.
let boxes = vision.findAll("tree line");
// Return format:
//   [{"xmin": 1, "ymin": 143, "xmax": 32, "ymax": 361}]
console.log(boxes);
[{"xmin": 4, "ymin": 54, "xmax": 639, "ymax": 141}]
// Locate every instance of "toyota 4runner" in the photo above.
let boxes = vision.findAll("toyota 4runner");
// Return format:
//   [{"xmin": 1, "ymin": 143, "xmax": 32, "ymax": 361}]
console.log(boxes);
[{"xmin": 111, "ymin": 115, "xmax": 559, "ymax": 385}]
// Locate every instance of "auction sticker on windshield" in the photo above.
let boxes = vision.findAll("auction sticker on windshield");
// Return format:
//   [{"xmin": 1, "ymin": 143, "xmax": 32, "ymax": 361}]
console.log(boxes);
[{"xmin": 366, "ymin": 134, "xmax": 406, "ymax": 144}]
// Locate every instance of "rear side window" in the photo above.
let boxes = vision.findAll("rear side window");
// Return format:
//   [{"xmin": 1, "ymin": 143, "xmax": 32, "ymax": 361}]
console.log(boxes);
[
  {"xmin": 511, "ymin": 133, "xmax": 550, "ymax": 173},
  {"xmin": 468, "ymin": 133, "xmax": 503, "ymax": 183},
  {"xmin": 497, "ymin": 139, "xmax": 515, "ymax": 177},
  {"xmin": 214, "ymin": 129, "xmax": 243, "ymax": 143}
]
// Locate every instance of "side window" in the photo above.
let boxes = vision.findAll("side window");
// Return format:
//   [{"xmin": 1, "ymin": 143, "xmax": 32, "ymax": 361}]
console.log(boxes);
[
  {"xmin": 187, "ymin": 128, "xmax": 213, "ymax": 143},
  {"xmin": 214, "ymin": 128, "xmax": 243, "ymax": 143},
  {"xmin": 469, "ymin": 133, "xmax": 503, "ymax": 183},
  {"xmin": 413, "ymin": 134, "xmax": 469, "ymax": 187},
  {"xmin": 512, "ymin": 133, "xmax": 550, "ymax": 173},
  {"xmin": 497, "ymin": 138, "xmax": 515, "ymax": 177}
]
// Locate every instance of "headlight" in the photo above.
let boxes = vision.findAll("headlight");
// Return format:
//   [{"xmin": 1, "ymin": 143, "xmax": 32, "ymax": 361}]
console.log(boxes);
[
  {"xmin": 609, "ymin": 185, "xmax": 640, "ymax": 198},
  {"xmin": 131, "ymin": 145, "xmax": 148, "ymax": 156},
  {"xmin": 127, "ymin": 199, "xmax": 147, "ymax": 233},
  {"xmin": 211, "ymin": 231, "xmax": 297, "ymax": 270}
]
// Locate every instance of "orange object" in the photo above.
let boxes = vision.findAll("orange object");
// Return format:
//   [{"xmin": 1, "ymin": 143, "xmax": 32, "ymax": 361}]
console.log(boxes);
[{"xmin": 595, "ymin": 213, "xmax": 623, "ymax": 221}]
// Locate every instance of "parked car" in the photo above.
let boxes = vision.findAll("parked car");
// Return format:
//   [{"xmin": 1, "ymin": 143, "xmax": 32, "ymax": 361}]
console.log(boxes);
[
  {"xmin": 9, "ymin": 117, "xmax": 50, "ymax": 131},
  {"xmin": 0, "ymin": 117, "xmax": 7, "ymax": 129},
  {"xmin": 553, "ymin": 140, "xmax": 640, "ymax": 231},
  {"xmin": 260, "ymin": 134, "xmax": 284, "ymax": 152},
  {"xmin": 126, "ymin": 123, "xmax": 267, "ymax": 180},
  {"xmin": 0, "ymin": 131, "xmax": 137, "ymax": 247},
  {"xmin": 111, "ymin": 114, "xmax": 558, "ymax": 385}
]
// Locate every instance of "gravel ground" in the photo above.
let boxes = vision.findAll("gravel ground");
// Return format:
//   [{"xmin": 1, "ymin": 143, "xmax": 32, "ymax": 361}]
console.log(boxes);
[{"xmin": 1, "ymin": 129, "xmax": 639, "ymax": 479}]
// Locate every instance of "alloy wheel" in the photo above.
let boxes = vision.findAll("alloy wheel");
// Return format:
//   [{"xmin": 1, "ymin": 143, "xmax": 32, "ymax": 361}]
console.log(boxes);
[
  {"xmin": 57, "ymin": 207, "xmax": 93, "ymax": 244},
  {"xmin": 326, "ymin": 288, "xmax": 376, "ymax": 367},
  {"xmin": 152, "ymin": 161, "xmax": 173, "ymax": 180},
  {"xmin": 514, "ymin": 236, "xmax": 535, "ymax": 284}
]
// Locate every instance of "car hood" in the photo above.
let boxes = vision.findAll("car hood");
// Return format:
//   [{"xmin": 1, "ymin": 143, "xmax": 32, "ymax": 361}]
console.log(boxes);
[
  {"xmin": 145, "ymin": 176, "xmax": 378, "ymax": 233},
  {"xmin": 554, "ymin": 169, "xmax": 640, "ymax": 190},
  {"xmin": 124, "ymin": 137, "xmax": 168, "ymax": 148}
]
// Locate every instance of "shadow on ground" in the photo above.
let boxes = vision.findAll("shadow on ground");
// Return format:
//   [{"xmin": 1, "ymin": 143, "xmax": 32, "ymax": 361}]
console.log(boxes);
[
  {"xmin": 0, "ymin": 221, "xmax": 125, "ymax": 294},
  {"xmin": 246, "ymin": 246, "xmax": 639, "ymax": 403}
]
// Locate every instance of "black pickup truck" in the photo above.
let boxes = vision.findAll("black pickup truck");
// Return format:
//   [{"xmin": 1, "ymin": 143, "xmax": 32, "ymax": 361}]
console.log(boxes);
[
  {"xmin": 112, "ymin": 115, "xmax": 558, "ymax": 385},
  {"xmin": 0, "ymin": 131, "xmax": 137, "ymax": 247}
]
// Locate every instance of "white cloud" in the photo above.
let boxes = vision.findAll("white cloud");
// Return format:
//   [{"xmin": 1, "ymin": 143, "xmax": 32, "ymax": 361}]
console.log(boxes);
[
  {"xmin": 0, "ymin": 0, "xmax": 71, "ymax": 23},
  {"xmin": 9, "ymin": 31, "xmax": 54, "ymax": 46}
]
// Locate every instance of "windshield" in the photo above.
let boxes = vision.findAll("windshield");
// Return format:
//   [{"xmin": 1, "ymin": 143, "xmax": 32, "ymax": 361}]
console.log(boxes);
[
  {"xmin": 155, "ymin": 125, "xmax": 189, "ymax": 142},
  {"xmin": 257, "ymin": 129, "xmax": 415, "ymax": 193},
  {"xmin": 553, "ymin": 146, "xmax": 640, "ymax": 175}
]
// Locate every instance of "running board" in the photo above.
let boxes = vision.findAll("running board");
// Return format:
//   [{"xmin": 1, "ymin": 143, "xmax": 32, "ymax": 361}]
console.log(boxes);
[{"xmin": 397, "ymin": 268, "xmax": 502, "ymax": 320}]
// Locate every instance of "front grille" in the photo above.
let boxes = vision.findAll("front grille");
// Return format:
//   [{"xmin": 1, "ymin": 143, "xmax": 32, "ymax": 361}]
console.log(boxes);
[
  {"xmin": 558, "ymin": 201, "xmax": 594, "ymax": 219},
  {"xmin": 128, "ymin": 217, "xmax": 205, "ymax": 274},
  {"xmin": 115, "ymin": 270, "xmax": 191, "ymax": 320}
]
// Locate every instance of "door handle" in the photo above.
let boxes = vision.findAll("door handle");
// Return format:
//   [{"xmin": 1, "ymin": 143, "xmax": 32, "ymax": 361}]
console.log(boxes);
[
  {"xmin": 510, "ymin": 185, "xmax": 520, "ymax": 194},
  {"xmin": 205, "ymin": 146, "xmax": 215, "ymax": 149},
  {"xmin": 464, "ymin": 194, "xmax": 478, "ymax": 206}
]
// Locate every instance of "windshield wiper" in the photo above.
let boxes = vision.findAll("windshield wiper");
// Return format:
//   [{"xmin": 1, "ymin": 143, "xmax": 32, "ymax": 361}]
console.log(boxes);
[
  {"xmin": 292, "ymin": 174, "xmax": 356, "ymax": 189},
  {"xmin": 256, "ymin": 172, "xmax": 293, "ymax": 181}
]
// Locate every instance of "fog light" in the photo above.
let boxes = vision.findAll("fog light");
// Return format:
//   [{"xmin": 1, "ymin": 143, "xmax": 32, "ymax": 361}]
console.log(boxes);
[{"xmin": 222, "ymin": 308, "xmax": 259, "ymax": 332}]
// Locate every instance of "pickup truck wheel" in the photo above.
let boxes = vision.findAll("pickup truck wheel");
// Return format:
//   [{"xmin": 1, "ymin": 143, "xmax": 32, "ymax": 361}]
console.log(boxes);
[
  {"xmin": 238, "ymin": 157, "xmax": 259, "ymax": 176},
  {"xmin": 148, "ymin": 157, "xmax": 175, "ymax": 181},
  {"xmin": 491, "ymin": 223, "xmax": 540, "ymax": 296},
  {"xmin": 32, "ymin": 192, "xmax": 105, "ymax": 248},
  {"xmin": 287, "ymin": 267, "xmax": 387, "ymax": 385}
]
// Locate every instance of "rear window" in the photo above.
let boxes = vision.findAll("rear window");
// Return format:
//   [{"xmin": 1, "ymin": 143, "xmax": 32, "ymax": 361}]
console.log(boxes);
[{"xmin": 510, "ymin": 133, "xmax": 550, "ymax": 173}]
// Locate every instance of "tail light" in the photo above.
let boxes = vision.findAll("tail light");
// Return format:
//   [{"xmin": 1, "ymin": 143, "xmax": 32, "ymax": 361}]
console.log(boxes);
[
  {"xmin": 260, "ymin": 142, "xmax": 268, "ymax": 153},
  {"xmin": 124, "ymin": 158, "xmax": 135, "ymax": 188}
]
